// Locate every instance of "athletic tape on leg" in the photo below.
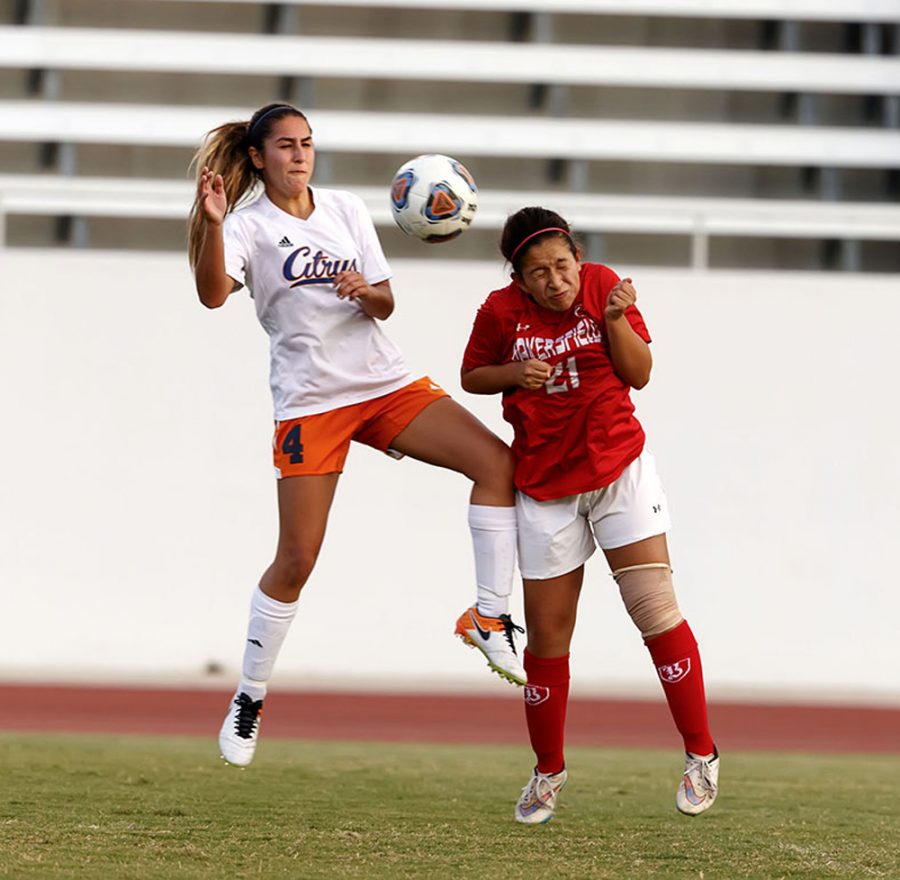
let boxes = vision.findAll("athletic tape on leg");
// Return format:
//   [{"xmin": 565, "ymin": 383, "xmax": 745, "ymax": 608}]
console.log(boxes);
[{"xmin": 612, "ymin": 563, "xmax": 683, "ymax": 640}]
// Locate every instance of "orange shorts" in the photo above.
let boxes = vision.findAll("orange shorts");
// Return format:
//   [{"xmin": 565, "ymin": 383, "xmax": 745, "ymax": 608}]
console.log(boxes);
[{"xmin": 272, "ymin": 377, "xmax": 449, "ymax": 478}]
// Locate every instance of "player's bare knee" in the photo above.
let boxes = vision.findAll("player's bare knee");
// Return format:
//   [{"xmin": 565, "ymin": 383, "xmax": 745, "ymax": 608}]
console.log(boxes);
[
  {"xmin": 496, "ymin": 442, "xmax": 516, "ymax": 482},
  {"xmin": 273, "ymin": 546, "xmax": 318, "ymax": 594},
  {"xmin": 526, "ymin": 614, "xmax": 575, "ymax": 653},
  {"xmin": 613, "ymin": 563, "xmax": 683, "ymax": 640},
  {"xmin": 471, "ymin": 440, "xmax": 515, "ymax": 492}
]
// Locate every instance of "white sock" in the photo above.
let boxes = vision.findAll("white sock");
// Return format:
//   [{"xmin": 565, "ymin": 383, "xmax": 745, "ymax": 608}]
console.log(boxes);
[
  {"xmin": 238, "ymin": 585, "xmax": 299, "ymax": 701},
  {"xmin": 468, "ymin": 504, "xmax": 517, "ymax": 618}
]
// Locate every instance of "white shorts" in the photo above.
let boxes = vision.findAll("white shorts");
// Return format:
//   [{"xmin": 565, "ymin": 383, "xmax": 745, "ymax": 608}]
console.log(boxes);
[{"xmin": 516, "ymin": 449, "xmax": 672, "ymax": 580}]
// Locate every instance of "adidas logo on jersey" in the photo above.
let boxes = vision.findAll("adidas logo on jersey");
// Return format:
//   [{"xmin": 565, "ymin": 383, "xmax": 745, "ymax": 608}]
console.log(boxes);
[{"xmin": 277, "ymin": 236, "xmax": 294, "ymax": 247}]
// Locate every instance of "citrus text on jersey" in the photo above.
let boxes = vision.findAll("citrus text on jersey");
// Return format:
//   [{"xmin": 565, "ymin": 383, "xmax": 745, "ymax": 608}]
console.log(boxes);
[{"xmin": 282, "ymin": 248, "xmax": 359, "ymax": 288}]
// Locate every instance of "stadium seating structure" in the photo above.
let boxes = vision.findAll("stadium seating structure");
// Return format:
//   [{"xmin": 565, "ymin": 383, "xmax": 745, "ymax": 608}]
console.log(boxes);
[{"xmin": 0, "ymin": 0, "xmax": 897, "ymax": 270}]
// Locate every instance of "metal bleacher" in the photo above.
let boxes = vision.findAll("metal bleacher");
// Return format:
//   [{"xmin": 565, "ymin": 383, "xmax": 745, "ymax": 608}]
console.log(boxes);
[
  {"xmin": 2, "ymin": 173, "xmax": 898, "ymax": 270},
  {"xmin": 2, "ymin": 101, "xmax": 897, "ymax": 166},
  {"xmin": 150, "ymin": 0, "xmax": 900, "ymax": 21},
  {"xmin": 1, "ymin": 0, "xmax": 898, "ymax": 270},
  {"xmin": 3, "ymin": 26, "xmax": 898, "ymax": 94}
]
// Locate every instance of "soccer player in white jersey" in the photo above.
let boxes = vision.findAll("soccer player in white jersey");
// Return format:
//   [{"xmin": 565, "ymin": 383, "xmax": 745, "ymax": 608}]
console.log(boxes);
[
  {"xmin": 462, "ymin": 207, "xmax": 718, "ymax": 821},
  {"xmin": 188, "ymin": 103, "xmax": 524, "ymax": 767}
]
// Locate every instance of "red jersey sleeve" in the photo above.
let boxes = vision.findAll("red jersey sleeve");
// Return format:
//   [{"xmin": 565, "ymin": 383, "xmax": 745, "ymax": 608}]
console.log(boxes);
[{"xmin": 463, "ymin": 294, "xmax": 508, "ymax": 371}]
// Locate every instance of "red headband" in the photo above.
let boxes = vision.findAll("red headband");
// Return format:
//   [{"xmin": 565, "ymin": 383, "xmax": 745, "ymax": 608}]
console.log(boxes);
[{"xmin": 510, "ymin": 226, "xmax": 572, "ymax": 263}]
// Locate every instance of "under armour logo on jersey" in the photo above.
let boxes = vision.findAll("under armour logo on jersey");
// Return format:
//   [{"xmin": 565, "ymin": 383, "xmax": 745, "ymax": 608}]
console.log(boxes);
[
  {"xmin": 523, "ymin": 685, "xmax": 550, "ymax": 706},
  {"xmin": 277, "ymin": 236, "xmax": 294, "ymax": 247},
  {"xmin": 516, "ymin": 322, "xmax": 531, "ymax": 332},
  {"xmin": 653, "ymin": 504, "xmax": 662, "ymax": 513},
  {"xmin": 657, "ymin": 659, "xmax": 691, "ymax": 684}
]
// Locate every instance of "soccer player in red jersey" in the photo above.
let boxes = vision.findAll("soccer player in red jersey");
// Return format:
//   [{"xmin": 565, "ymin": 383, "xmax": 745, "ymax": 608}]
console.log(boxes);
[{"xmin": 462, "ymin": 207, "xmax": 719, "ymax": 822}]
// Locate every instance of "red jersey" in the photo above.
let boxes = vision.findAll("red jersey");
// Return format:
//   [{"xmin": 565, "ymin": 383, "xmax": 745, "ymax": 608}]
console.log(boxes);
[{"xmin": 462, "ymin": 263, "xmax": 650, "ymax": 501}]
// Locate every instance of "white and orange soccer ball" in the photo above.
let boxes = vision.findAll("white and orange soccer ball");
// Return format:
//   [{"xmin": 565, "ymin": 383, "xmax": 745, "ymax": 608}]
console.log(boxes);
[{"xmin": 389, "ymin": 153, "xmax": 478, "ymax": 243}]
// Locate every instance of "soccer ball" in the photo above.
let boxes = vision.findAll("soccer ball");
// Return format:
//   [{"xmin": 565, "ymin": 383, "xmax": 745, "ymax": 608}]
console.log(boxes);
[{"xmin": 389, "ymin": 154, "xmax": 478, "ymax": 243}]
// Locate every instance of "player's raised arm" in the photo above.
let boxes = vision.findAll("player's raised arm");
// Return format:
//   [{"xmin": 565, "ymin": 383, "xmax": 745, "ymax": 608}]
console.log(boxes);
[
  {"xmin": 192, "ymin": 167, "xmax": 236, "ymax": 309},
  {"xmin": 604, "ymin": 277, "xmax": 652, "ymax": 389}
]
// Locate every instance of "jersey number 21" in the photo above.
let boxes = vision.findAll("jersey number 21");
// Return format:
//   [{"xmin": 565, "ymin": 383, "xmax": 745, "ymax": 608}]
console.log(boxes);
[{"xmin": 545, "ymin": 356, "xmax": 580, "ymax": 394}]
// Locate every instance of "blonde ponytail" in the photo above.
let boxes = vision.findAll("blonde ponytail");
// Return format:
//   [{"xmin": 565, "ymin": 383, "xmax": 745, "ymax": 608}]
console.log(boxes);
[{"xmin": 187, "ymin": 120, "xmax": 256, "ymax": 268}]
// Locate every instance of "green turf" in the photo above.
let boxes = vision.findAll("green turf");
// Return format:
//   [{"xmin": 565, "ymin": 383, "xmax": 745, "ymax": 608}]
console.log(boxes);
[{"xmin": 1, "ymin": 733, "xmax": 898, "ymax": 880}]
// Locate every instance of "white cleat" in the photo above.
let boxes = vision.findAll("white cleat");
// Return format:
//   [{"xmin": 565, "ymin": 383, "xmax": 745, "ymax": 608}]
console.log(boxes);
[
  {"xmin": 454, "ymin": 606, "xmax": 526, "ymax": 686},
  {"xmin": 515, "ymin": 767, "xmax": 568, "ymax": 824},
  {"xmin": 218, "ymin": 692, "xmax": 264, "ymax": 767},
  {"xmin": 676, "ymin": 748, "xmax": 720, "ymax": 815}
]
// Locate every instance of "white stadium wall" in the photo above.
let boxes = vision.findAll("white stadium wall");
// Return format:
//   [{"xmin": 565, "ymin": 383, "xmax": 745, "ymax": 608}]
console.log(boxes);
[{"xmin": 1, "ymin": 250, "xmax": 898, "ymax": 705}]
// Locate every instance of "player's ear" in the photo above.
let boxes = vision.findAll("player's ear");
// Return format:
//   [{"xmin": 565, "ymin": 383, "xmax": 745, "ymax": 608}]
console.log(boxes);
[{"xmin": 248, "ymin": 145, "xmax": 265, "ymax": 170}]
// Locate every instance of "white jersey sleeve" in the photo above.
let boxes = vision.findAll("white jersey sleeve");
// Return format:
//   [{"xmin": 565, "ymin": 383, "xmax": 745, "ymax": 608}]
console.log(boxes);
[
  {"xmin": 341, "ymin": 191, "xmax": 392, "ymax": 286},
  {"xmin": 222, "ymin": 211, "xmax": 253, "ymax": 290}
]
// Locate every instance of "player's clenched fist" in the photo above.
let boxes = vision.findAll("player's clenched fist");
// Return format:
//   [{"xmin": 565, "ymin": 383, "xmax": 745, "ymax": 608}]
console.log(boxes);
[
  {"xmin": 605, "ymin": 277, "xmax": 637, "ymax": 322},
  {"xmin": 517, "ymin": 359, "xmax": 554, "ymax": 390},
  {"xmin": 334, "ymin": 270, "xmax": 373, "ymax": 300}
]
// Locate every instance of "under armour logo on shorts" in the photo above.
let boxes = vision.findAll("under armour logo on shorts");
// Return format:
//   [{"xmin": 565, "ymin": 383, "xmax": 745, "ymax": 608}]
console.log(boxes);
[{"xmin": 657, "ymin": 659, "xmax": 691, "ymax": 684}]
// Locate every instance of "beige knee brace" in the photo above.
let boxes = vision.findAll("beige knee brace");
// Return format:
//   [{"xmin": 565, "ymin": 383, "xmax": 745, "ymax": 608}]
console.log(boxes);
[{"xmin": 612, "ymin": 563, "xmax": 683, "ymax": 640}]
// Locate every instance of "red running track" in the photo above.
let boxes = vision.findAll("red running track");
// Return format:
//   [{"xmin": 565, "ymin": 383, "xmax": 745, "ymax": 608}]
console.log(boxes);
[{"xmin": 4, "ymin": 684, "xmax": 899, "ymax": 754}]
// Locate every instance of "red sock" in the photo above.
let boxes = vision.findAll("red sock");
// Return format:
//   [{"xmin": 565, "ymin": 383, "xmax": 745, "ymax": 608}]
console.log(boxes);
[
  {"xmin": 645, "ymin": 620, "xmax": 715, "ymax": 756},
  {"xmin": 523, "ymin": 650, "xmax": 569, "ymax": 775}
]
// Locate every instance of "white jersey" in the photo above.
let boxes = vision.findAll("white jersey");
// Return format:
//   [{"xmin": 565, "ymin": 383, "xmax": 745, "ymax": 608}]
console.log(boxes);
[{"xmin": 223, "ymin": 187, "xmax": 412, "ymax": 420}]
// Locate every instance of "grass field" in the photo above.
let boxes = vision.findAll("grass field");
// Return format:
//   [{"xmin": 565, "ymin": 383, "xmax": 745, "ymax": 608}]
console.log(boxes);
[{"xmin": 1, "ymin": 732, "xmax": 898, "ymax": 880}]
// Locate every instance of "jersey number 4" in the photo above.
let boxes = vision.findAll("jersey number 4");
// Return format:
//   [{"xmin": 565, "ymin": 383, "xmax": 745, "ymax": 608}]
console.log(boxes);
[
  {"xmin": 545, "ymin": 356, "xmax": 580, "ymax": 394},
  {"xmin": 281, "ymin": 424, "xmax": 304, "ymax": 464}
]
